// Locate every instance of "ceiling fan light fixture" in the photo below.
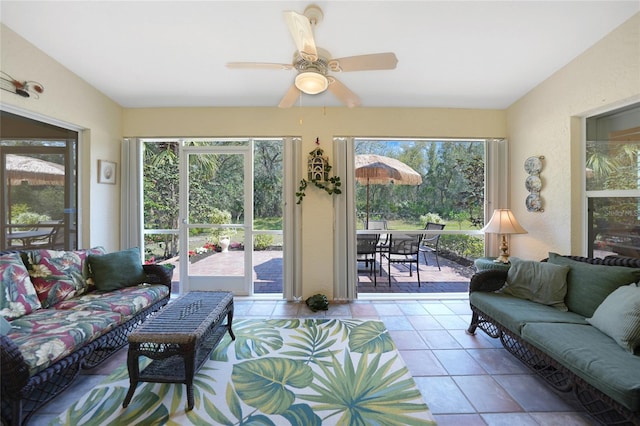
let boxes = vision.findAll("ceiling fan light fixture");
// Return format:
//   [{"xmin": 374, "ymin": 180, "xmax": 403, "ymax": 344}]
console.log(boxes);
[{"xmin": 295, "ymin": 71, "xmax": 328, "ymax": 94}]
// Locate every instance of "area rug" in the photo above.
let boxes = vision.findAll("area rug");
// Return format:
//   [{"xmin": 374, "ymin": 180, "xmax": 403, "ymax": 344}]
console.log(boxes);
[{"xmin": 51, "ymin": 319, "xmax": 436, "ymax": 426}]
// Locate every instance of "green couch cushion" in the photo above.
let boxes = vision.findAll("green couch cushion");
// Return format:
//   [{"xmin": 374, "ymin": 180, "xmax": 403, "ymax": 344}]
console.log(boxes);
[
  {"xmin": 88, "ymin": 248, "xmax": 147, "ymax": 292},
  {"xmin": 504, "ymin": 257, "xmax": 570, "ymax": 311},
  {"xmin": 521, "ymin": 322, "xmax": 640, "ymax": 411},
  {"xmin": 469, "ymin": 292, "xmax": 586, "ymax": 336},
  {"xmin": 548, "ymin": 252, "xmax": 640, "ymax": 318},
  {"xmin": 587, "ymin": 283, "xmax": 640, "ymax": 354}
]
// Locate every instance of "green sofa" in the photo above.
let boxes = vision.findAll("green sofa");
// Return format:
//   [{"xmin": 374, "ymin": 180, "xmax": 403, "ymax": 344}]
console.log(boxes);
[{"xmin": 467, "ymin": 253, "xmax": 640, "ymax": 425}]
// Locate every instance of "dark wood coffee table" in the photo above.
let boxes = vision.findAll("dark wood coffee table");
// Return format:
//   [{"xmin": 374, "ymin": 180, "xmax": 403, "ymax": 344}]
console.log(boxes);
[{"xmin": 123, "ymin": 291, "xmax": 235, "ymax": 410}]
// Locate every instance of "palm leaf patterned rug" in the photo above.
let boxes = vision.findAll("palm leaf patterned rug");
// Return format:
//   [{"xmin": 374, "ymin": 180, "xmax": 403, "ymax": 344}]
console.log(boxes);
[{"xmin": 51, "ymin": 319, "xmax": 436, "ymax": 426}]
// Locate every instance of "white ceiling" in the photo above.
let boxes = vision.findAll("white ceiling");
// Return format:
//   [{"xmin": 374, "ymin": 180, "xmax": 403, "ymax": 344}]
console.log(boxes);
[{"xmin": 1, "ymin": 1, "xmax": 638, "ymax": 109}]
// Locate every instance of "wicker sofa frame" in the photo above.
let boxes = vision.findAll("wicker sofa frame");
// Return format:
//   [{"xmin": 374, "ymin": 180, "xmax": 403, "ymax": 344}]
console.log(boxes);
[
  {"xmin": 0, "ymin": 262, "xmax": 173, "ymax": 426},
  {"xmin": 467, "ymin": 256, "xmax": 640, "ymax": 426}
]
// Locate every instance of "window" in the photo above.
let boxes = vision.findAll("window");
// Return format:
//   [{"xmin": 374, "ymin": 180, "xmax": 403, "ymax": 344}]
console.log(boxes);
[
  {"xmin": 355, "ymin": 139, "xmax": 486, "ymax": 231},
  {"xmin": 586, "ymin": 103, "xmax": 640, "ymax": 258},
  {"xmin": 0, "ymin": 111, "xmax": 78, "ymax": 251}
]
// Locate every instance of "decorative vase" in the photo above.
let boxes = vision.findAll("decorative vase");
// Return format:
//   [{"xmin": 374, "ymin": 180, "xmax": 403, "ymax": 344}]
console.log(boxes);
[{"xmin": 219, "ymin": 236, "xmax": 230, "ymax": 252}]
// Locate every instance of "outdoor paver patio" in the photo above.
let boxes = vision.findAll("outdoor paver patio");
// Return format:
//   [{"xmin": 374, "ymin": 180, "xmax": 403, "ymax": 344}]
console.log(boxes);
[{"xmin": 166, "ymin": 250, "xmax": 474, "ymax": 295}]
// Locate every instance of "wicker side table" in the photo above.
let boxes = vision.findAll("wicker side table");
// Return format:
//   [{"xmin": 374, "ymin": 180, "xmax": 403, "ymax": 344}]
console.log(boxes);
[{"xmin": 123, "ymin": 291, "xmax": 235, "ymax": 410}]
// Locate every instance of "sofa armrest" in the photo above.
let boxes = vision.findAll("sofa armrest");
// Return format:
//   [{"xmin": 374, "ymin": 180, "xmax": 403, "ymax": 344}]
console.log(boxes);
[
  {"xmin": 1, "ymin": 335, "xmax": 30, "ymax": 395},
  {"xmin": 142, "ymin": 264, "xmax": 173, "ymax": 287},
  {"xmin": 469, "ymin": 269, "xmax": 508, "ymax": 293}
]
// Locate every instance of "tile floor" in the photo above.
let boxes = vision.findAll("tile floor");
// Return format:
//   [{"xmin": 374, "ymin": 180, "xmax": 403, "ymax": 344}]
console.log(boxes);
[{"xmin": 29, "ymin": 297, "xmax": 596, "ymax": 426}]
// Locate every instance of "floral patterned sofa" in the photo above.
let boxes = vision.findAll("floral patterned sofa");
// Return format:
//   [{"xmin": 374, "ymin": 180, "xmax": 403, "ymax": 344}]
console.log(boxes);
[{"xmin": 0, "ymin": 247, "xmax": 172, "ymax": 426}]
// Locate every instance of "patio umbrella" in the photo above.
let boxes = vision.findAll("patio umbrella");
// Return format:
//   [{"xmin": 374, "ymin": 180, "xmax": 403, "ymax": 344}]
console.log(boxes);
[
  {"xmin": 5, "ymin": 154, "xmax": 65, "ymax": 185},
  {"xmin": 355, "ymin": 154, "xmax": 422, "ymax": 228}
]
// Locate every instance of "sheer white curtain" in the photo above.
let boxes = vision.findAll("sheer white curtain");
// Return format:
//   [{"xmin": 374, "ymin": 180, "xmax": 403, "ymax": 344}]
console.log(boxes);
[
  {"xmin": 333, "ymin": 137, "xmax": 357, "ymax": 301},
  {"xmin": 120, "ymin": 138, "xmax": 142, "ymax": 250}
]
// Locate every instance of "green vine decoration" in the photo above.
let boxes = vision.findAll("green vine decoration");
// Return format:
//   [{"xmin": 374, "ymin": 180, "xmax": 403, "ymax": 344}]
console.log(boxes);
[
  {"xmin": 296, "ymin": 175, "xmax": 342, "ymax": 204},
  {"xmin": 296, "ymin": 145, "xmax": 342, "ymax": 204}
]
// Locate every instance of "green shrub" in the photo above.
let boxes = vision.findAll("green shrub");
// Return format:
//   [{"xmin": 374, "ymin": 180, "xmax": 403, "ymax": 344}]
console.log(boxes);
[
  {"xmin": 13, "ymin": 212, "xmax": 51, "ymax": 229},
  {"xmin": 10, "ymin": 204, "xmax": 30, "ymax": 222},
  {"xmin": 208, "ymin": 208, "xmax": 236, "ymax": 243},
  {"xmin": 419, "ymin": 212, "xmax": 444, "ymax": 225},
  {"xmin": 440, "ymin": 234, "xmax": 484, "ymax": 258},
  {"xmin": 254, "ymin": 234, "xmax": 274, "ymax": 250}
]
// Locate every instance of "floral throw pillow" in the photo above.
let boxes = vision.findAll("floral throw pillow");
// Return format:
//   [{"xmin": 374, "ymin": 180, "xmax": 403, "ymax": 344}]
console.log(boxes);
[
  {"xmin": 30, "ymin": 257, "xmax": 83, "ymax": 308},
  {"xmin": 0, "ymin": 252, "xmax": 42, "ymax": 320},
  {"xmin": 27, "ymin": 247, "xmax": 106, "ymax": 307}
]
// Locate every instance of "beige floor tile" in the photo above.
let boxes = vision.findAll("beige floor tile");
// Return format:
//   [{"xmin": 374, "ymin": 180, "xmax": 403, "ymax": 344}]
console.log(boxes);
[
  {"xmin": 418, "ymin": 329, "xmax": 463, "ymax": 349},
  {"xmin": 407, "ymin": 314, "xmax": 445, "ymax": 330},
  {"xmin": 433, "ymin": 349, "xmax": 488, "ymax": 375},
  {"xmin": 389, "ymin": 330, "xmax": 429, "ymax": 350},
  {"xmin": 454, "ymin": 375, "xmax": 523, "ymax": 413},
  {"xmin": 413, "ymin": 376, "xmax": 476, "ymax": 414},
  {"xmin": 400, "ymin": 349, "xmax": 448, "ymax": 376}
]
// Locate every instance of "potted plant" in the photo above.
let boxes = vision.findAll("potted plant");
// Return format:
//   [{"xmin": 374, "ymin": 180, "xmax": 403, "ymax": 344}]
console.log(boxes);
[{"xmin": 209, "ymin": 208, "xmax": 236, "ymax": 252}]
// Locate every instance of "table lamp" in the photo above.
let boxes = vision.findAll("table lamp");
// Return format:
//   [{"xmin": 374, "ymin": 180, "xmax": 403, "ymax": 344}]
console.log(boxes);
[{"xmin": 483, "ymin": 209, "xmax": 527, "ymax": 263}]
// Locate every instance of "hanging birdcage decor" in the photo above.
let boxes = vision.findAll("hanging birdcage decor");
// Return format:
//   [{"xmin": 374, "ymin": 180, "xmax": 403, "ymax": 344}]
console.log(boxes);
[
  {"xmin": 307, "ymin": 147, "xmax": 329, "ymax": 182},
  {"xmin": 296, "ymin": 138, "xmax": 342, "ymax": 204}
]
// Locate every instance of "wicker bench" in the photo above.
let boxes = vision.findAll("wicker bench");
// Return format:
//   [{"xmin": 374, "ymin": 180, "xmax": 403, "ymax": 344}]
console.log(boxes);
[{"xmin": 123, "ymin": 291, "xmax": 235, "ymax": 410}]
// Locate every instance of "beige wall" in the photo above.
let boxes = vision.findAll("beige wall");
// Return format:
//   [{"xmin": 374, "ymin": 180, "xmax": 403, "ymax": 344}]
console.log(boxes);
[
  {"xmin": 506, "ymin": 13, "xmax": 640, "ymax": 261},
  {"xmin": 1, "ymin": 24, "xmax": 123, "ymax": 250},
  {"xmin": 2, "ymin": 11, "xmax": 639, "ymax": 298}
]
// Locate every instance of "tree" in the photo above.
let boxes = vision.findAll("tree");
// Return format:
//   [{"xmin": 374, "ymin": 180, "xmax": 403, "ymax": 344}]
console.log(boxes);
[{"xmin": 455, "ymin": 152, "xmax": 484, "ymax": 228}]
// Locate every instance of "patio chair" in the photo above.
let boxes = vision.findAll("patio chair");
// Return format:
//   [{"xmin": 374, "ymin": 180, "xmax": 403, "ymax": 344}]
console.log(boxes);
[
  {"xmin": 357, "ymin": 234, "xmax": 380, "ymax": 286},
  {"xmin": 366, "ymin": 219, "xmax": 389, "ymax": 268},
  {"xmin": 381, "ymin": 233, "xmax": 423, "ymax": 286},
  {"xmin": 28, "ymin": 220, "xmax": 62, "ymax": 248},
  {"xmin": 419, "ymin": 222, "xmax": 445, "ymax": 270}
]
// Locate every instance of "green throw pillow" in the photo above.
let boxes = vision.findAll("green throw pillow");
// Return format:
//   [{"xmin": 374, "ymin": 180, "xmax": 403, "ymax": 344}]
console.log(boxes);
[
  {"xmin": 587, "ymin": 283, "xmax": 640, "ymax": 353},
  {"xmin": 548, "ymin": 252, "xmax": 640, "ymax": 317},
  {"xmin": 504, "ymin": 257, "xmax": 570, "ymax": 311},
  {"xmin": 88, "ymin": 248, "xmax": 147, "ymax": 292}
]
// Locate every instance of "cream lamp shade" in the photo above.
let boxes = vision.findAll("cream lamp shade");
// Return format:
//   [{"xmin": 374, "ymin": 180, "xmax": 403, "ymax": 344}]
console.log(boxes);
[
  {"xmin": 483, "ymin": 209, "xmax": 527, "ymax": 263},
  {"xmin": 295, "ymin": 71, "xmax": 328, "ymax": 94}
]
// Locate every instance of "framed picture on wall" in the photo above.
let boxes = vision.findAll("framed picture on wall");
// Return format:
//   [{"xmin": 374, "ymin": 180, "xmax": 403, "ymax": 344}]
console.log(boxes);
[{"xmin": 98, "ymin": 160, "xmax": 116, "ymax": 184}]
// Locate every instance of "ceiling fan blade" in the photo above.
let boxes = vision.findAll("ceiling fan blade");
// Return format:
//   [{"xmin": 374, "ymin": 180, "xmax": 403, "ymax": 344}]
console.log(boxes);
[
  {"xmin": 327, "ymin": 77, "xmax": 361, "ymax": 108},
  {"xmin": 278, "ymin": 84, "xmax": 301, "ymax": 108},
  {"xmin": 227, "ymin": 62, "xmax": 293, "ymax": 70},
  {"xmin": 283, "ymin": 10, "xmax": 318, "ymax": 62},
  {"xmin": 329, "ymin": 52, "xmax": 398, "ymax": 72}
]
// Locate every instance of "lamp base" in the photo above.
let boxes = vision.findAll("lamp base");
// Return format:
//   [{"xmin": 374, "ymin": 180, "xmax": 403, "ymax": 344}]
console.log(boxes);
[{"xmin": 493, "ymin": 235, "xmax": 511, "ymax": 263}]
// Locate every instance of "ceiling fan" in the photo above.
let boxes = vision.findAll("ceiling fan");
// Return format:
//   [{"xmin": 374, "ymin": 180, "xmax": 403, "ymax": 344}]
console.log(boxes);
[{"xmin": 227, "ymin": 4, "xmax": 398, "ymax": 108}]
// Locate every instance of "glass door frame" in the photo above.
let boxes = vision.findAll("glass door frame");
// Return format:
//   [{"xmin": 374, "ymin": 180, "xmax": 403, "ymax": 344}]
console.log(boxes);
[{"xmin": 179, "ymin": 143, "xmax": 254, "ymax": 295}]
